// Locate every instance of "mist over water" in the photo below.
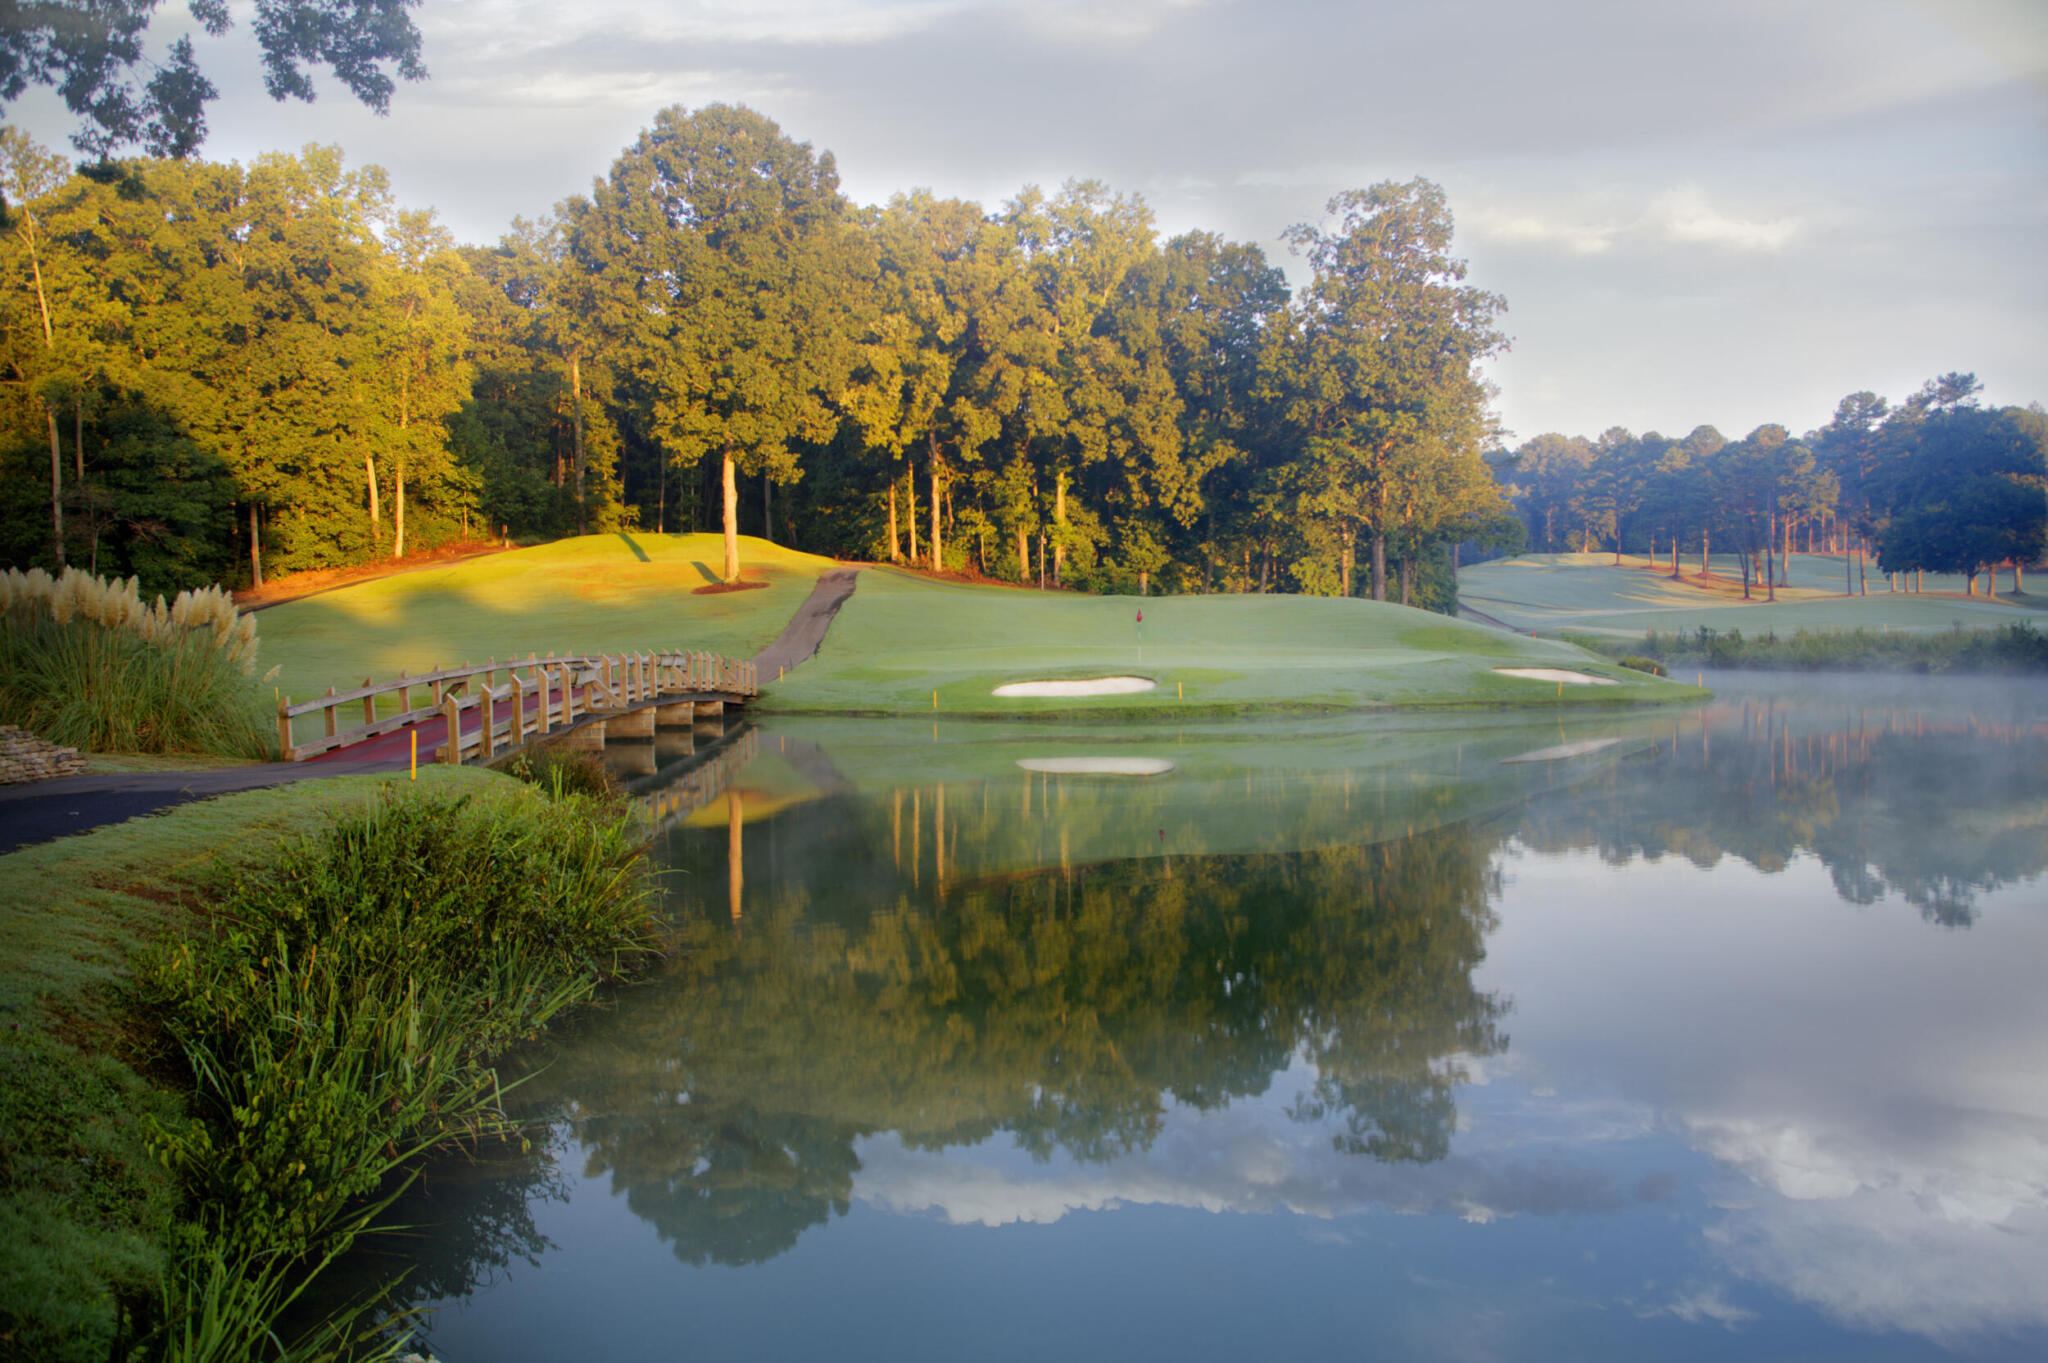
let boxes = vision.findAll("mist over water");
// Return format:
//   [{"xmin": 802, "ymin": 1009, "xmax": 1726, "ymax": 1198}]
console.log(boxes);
[{"xmin": 360, "ymin": 674, "xmax": 2045, "ymax": 1361}]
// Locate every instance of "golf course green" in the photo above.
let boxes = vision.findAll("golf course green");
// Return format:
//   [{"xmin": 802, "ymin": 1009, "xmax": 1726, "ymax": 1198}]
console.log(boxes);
[
  {"xmin": 751, "ymin": 566, "xmax": 1697, "ymax": 715},
  {"xmin": 250, "ymin": 539, "xmax": 1704, "ymax": 718},
  {"xmin": 1461, "ymin": 552, "xmax": 2040, "ymax": 638},
  {"xmin": 255, "ymin": 533, "xmax": 841, "ymax": 705}
]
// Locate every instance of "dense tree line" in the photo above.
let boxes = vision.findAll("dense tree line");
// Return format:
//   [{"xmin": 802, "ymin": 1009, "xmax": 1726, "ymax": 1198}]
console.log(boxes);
[
  {"xmin": 2, "ymin": 106, "xmax": 1516, "ymax": 607},
  {"xmin": 1502, "ymin": 374, "xmax": 2047, "ymax": 597}
]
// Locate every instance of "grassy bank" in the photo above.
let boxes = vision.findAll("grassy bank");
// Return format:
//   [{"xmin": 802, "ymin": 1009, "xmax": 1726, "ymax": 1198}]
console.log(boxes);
[
  {"xmin": 1569, "ymin": 621, "xmax": 2048, "ymax": 674},
  {"xmin": 257, "ymin": 533, "xmax": 839, "ymax": 706},
  {"xmin": 756, "ymin": 568, "xmax": 1702, "ymax": 715},
  {"xmin": 0, "ymin": 766, "xmax": 654, "ymax": 1361}
]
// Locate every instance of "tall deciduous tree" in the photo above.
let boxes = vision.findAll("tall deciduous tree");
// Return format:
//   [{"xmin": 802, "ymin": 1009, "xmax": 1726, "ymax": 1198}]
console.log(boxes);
[
  {"xmin": 1284, "ymin": 180, "xmax": 1507, "ymax": 600},
  {"xmin": 585, "ymin": 104, "xmax": 857, "ymax": 582}
]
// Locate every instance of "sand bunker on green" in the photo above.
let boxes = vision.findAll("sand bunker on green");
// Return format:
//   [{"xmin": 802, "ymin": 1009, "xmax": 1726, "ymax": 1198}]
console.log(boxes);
[
  {"xmin": 1016, "ymin": 756, "xmax": 1177, "ymax": 775},
  {"xmin": 993, "ymin": 676, "xmax": 1156, "ymax": 697},
  {"xmin": 1461, "ymin": 553, "xmax": 2038, "ymax": 638},
  {"xmin": 1493, "ymin": 667, "xmax": 1618, "ymax": 685},
  {"xmin": 756, "ymin": 567, "xmax": 1699, "ymax": 716},
  {"xmin": 257, "ymin": 533, "xmax": 839, "ymax": 704}
]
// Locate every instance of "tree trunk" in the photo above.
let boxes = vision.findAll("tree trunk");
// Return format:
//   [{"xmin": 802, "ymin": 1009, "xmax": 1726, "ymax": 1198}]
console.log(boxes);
[
  {"xmin": 1859, "ymin": 539, "xmax": 1868, "ymax": 595},
  {"xmin": 762, "ymin": 469, "xmax": 773, "ymax": 544},
  {"xmin": 1053, "ymin": 470, "xmax": 1066, "ymax": 585},
  {"xmin": 1369, "ymin": 531, "xmax": 1387, "ymax": 602},
  {"xmin": 1765, "ymin": 515, "xmax": 1777, "ymax": 601},
  {"xmin": 1015, "ymin": 524, "xmax": 1029, "ymax": 583},
  {"xmin": 570, "ymin": 350, "xmax": 587, "ymax": 534},
  {"xmin": 906, "ymin": 460, "xmax": 919, "ymax": 564},
  {"xmin": 1340, "ymin": 530, "xmax": 1353, "ymax": 599},
  {"xmin": 1400, "ymin": 556, "xmax": 1413, "ymax": 607},
  {"xmin": 2016, "ymin": 561, "xmax": 2025, "ymax": 594},
  {"xmin": 1701, "ymin": 530, "xmax": 1709, "ymax": 578},
  {"xmin": 1139, "ymin": 569, "xmax": 1148, "ymax": 596},
  {"xmin": 721, "ymin": 445, "xmax": 740, "ymax": 582},
  {"xmin": 365, "ymin": 450, "xmax": 381, "ymax": 551},
  {"xmin": 929, "ymin": 441, "xmax": 942, "ymax": 574},
  {"xmin": 887, "ymin": 479, "xmax": 900, "ymax": 561},
  {"xmin": 45, "ymin": 402, "xmax": 64, "ymax": 569},
  {"xmin": 249, "ymin": 502, "xmax": 264, "ymax": 587},
  {"xmin": 395, "ymin": 460, "xmax": 406, "ymax": 559},
  {"xmin": 73, "ymin": 400, "xmax": 84, "ymax": 482}
]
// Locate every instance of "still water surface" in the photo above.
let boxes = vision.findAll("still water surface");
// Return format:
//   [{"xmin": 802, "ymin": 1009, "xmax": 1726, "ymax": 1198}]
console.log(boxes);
[{"xmin": 379, "ymin": 674, "xmax": 2046, "ymax": 1360}]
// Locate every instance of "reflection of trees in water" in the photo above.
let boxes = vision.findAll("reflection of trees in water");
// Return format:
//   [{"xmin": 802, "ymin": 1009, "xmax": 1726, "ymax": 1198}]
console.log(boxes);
[
  {"xmin": 296, "ymin": 1135, "xmax": 568, "ymax": 1330},
  {"xmin": 505, "ymin": 821, "xmax": 1509, "ymax": 1267},
  {"xmin": 1514, "ymin": 703, "xmax": 2048, "ymax": 927}
]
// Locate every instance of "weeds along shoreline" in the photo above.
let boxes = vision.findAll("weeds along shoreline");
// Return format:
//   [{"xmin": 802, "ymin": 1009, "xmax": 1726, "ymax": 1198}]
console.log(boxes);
[{"xmin": 0, "ymin": 760, "xmax": 661, "ymax": 1362}]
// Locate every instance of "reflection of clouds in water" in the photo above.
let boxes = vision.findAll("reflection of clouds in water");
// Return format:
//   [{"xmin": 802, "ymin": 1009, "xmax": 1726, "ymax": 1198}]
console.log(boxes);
[
  {"xmin": 1687, "ymin": 1111, "xmax": 2048, "ymax": 1341},
  {"xmin": 852, "ymin": 1093, "xmax": 1661, "ymax": 1229},
  {"xmin": 1486, "ymin": 846, "xmax": 2048, "ymax": 1345}
]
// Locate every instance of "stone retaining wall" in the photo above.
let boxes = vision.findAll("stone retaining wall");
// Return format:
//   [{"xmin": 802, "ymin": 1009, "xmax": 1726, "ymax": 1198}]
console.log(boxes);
[{"xmin": 0, "ymin": 725, "xmax": 86, "ymax": 785}]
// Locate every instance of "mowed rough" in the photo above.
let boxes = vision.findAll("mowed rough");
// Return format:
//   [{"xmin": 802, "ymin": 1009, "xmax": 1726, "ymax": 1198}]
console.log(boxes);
[
  {"xmin": 757, "ymin": 568, "xmax": 1696, "ymax": 715},
  {"xmin": 1460, "ymin": 553, "xmax": 2040, "ymax": 638},
  {"xmin": 257, "ymin": 534, "xmax": 841, "ymax": 704}
]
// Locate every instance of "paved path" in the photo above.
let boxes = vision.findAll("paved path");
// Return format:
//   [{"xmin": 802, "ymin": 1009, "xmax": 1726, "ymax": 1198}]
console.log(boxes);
[
  {"xmin": 752, "ymin": 568, "xmax": 859, "ymax": 680},
  {"xmin": 0, "ymin": 568, "xmax": 863, "ymax": 856},
  {"xmin": 0, "ymin": 761, "xmax": 397, "ymax": 856}
]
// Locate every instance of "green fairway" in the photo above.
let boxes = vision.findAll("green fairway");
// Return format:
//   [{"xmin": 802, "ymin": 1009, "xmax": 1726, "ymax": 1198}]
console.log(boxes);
[
  {"xmin": 756, "ymin": 568, "xmax": 1698, "ymax": 715},
  {"xmin": 1461, "ymin": 553, "xmax": 2038, "ymax": 638},
  {"xmin": 257, "ymin": 533, "xmax": 840, "ymax": 704}
]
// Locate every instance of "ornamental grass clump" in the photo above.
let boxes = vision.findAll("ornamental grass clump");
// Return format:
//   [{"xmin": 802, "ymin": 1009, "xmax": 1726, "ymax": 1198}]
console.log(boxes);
[
  {"xmin": 136, "ymin": 784, "xmax": 654, "ymax": 1355},
  {"xmin": 0, "ymin": 566, "xmax": 270, "ymax": 756}
]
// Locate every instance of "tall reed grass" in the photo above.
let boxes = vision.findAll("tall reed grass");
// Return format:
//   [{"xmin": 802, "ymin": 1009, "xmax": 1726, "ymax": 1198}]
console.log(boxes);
[
  {"xmin": 138, "ymin": 784, "xmax": 655, "ymax": 1357},
  {"xmin": 0, "ymin": 567, "xmax": 271, "ymax": 756}
]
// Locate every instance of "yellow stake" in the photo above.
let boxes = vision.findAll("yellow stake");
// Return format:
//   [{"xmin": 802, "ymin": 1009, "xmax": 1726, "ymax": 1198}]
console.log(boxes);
[
  {"xmin": 1557, "ymin": 680, "xmax": 1563, "ymax": 699},
  {"xmin": 932, "ymin": 689, "xmax": 939, "ymax": 710},
  {"xmin": 1177, "ymin": 681, "xmax": 1183, "ymax": 699},
  {"xmin": 410, "ymin": 730, "xmax": 417, "ymax": 779}
]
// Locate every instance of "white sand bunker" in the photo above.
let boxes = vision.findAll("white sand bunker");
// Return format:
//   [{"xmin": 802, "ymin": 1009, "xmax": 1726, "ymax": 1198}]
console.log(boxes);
[
  {"xmin": 992, "ymin": 676, "xmax": 1157, "ymax": 698},
  {"xmin": 1017, "ymin": 757, "xmax": 1176, "ymax": 776},
  {"xmin": 1492, "ymin": 667, "xmax": 1618, "ymax": 686},
  {"xmin": 1501, "ymin": 738, "xmax": 1623, "ymax": 764}
]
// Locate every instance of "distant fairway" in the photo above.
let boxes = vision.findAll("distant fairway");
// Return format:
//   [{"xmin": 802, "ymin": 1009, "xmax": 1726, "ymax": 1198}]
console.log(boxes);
[
  {"xmin": 1461, "ymin": 553, "xmax": 2039, "ymax": 638},
  {"xmin": 757, "ymin": 567, "xmax": 1697, "ymax": 715},
  {"xmin": 258, "ymin": 534, "xmax": 839, "ymax": 704}
]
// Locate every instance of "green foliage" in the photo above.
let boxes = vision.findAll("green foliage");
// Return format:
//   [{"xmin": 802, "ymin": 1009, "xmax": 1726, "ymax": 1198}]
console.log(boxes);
[
  {"xmin": 493, "ymin": 744, "xmax": 623, "ymax": 803},
  {"xmin": 141, "ymin": 787, "xmax": 654, "ymax": 1260}
]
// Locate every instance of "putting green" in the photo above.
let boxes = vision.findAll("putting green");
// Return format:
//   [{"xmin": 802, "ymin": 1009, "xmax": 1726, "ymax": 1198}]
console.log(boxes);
[
  {"xmin": 257, "ymin": 533, "xmax": 839, "ymax": 705},
  {"xmin": 756, "ymin": 568, "xmax": 1698, "ymax": 715},
  {"xmin": 1461, "ymin": 553, "xmax": 2037, "ymax": 638}
]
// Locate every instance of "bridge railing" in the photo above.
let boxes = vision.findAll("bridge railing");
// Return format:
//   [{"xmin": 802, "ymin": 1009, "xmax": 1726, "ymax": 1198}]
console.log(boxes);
[{"xmin": 276, "ymin": 649, "xmax": 757, "ymax": 762}]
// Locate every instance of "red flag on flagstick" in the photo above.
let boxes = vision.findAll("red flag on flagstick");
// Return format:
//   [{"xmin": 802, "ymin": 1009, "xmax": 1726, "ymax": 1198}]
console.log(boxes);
[{"xmin": 1136, "ymin": 610, "xmax": 1144, "ymax": 623}]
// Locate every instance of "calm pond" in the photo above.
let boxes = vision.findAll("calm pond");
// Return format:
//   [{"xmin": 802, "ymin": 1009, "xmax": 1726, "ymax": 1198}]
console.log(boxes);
[{"xmin": 367, "ymin": 673, "xmax": 2047, "ymax": 1361}]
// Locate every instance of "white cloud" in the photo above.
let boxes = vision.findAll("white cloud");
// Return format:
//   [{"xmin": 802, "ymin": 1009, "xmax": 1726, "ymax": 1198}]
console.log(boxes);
[
  {"xmin": 1650, "ymin": 185, "xmax": 1801, "ymax": 252},
  {"xmin": 1636, "ymin": 1282, "xmax": 1760, "ymax": 1329},
  {"xmin": 1467, "ymin": 186, "xmax": 1801, "ymax": 257}
]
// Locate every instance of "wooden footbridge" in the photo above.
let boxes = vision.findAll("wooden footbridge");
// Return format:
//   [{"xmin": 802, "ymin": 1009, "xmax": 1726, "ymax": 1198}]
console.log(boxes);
[{"xmin": 276, "ymin": 649, "xmax": 759, "ymax": 765}]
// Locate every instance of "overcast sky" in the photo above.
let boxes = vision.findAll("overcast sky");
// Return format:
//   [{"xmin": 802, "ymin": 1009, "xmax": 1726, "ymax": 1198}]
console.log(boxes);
[{"xmin": 11, "ymin": 0, "xmax": 2047, "ymax": 443}]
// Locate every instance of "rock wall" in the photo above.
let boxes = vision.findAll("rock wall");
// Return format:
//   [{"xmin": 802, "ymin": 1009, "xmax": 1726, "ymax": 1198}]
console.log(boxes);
[{"xmin": 0, "ymin": 726, "xmax": 86, "ymax": 785}]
